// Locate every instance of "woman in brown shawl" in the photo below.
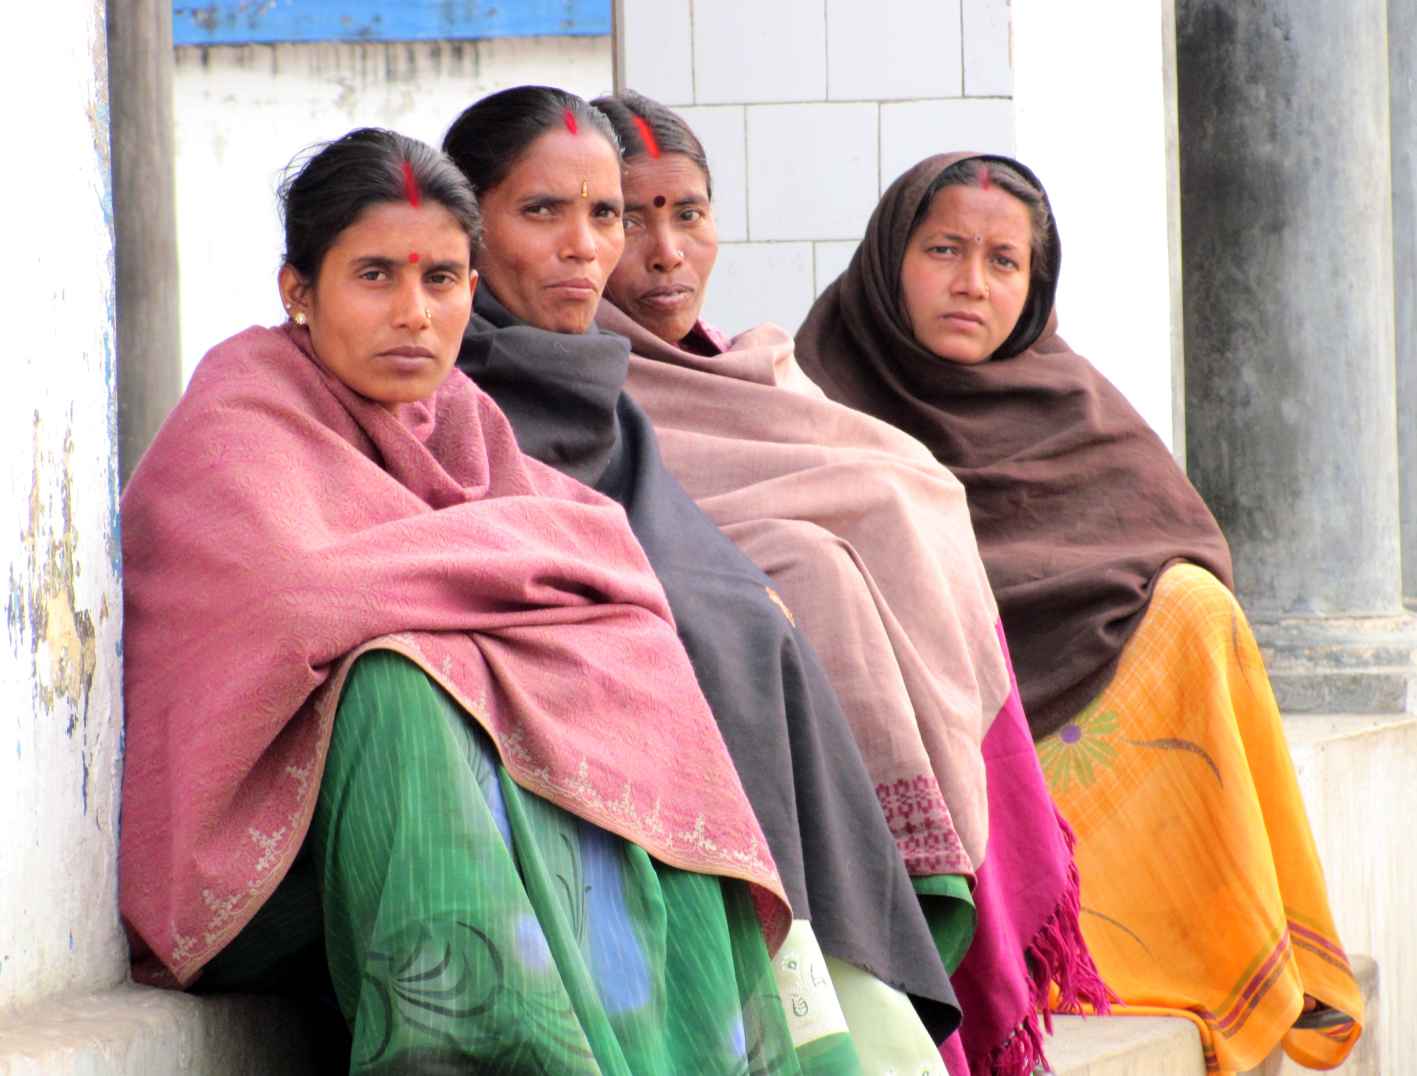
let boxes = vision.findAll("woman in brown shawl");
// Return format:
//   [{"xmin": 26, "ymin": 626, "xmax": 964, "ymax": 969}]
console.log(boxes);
[
  {"xmin": 794, "ymin": 150, "xmax": 1365, "ymax": 1073},
  {"xmin": 591, "ymin": 92, "xmax": 1110, "ymax": 1076}
]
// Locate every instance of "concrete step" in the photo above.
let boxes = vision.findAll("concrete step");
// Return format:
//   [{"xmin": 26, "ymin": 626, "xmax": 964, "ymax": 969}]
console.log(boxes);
[
  {"xmin": 1285, "ymin": 712, "xmax": 1417, "ymax": 1075},
  {"xmin": 0, "ymin": 983, "xmax": 315, "ymax": 1076},
  {"xmin": 1044, "ymin": 1014, "xmax": 1204, "ymax": 1076},
  {"xmin": 1045, "ymin": 953, "xmax": 1377, "ymax": 1076}
]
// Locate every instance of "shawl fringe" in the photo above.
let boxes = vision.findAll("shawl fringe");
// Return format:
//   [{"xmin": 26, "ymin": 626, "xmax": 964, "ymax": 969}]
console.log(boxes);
[{"xmin": 988, "ymin": 808, "xmax": 1115, "ymax": 1075}]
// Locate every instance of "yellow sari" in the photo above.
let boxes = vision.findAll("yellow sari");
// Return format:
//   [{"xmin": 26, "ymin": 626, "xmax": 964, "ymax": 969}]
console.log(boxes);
[{"xmin": 1039, "ymin": 564, "xmax": 1363, "ymax": 1073}]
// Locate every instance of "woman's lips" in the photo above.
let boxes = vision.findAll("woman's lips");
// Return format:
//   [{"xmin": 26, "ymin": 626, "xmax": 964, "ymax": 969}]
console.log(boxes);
[
  {"xmin": 548, "ymin": 278, "xmax": 599, "ymax": 299},
  {"xmin": 639, "ymin": 285, "xmax": 694, "ymax": 312},
  {"xmin": 941, "ymin": 312, "xmax": 985, "ymax": 329},
  {"xmin": 378, "ymin": 345, "xmax": 437, "ymax": 373}
]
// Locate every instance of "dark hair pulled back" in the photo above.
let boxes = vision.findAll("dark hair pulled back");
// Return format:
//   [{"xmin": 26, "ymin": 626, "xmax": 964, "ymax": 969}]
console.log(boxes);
[
  {"xmin": 278, "ymin": 127, "xmax": 482, "ymax": 282},
  {"xmin": 442, "ymin": 85, "xmax": 621, "ymax": 194},
  {"xmin": 591, "ymin": 90, "xmax": 713, "ymax": 199},
  {"xmin": 909, "ymin": 157, "xmax": 1054, "ymax": 283}
]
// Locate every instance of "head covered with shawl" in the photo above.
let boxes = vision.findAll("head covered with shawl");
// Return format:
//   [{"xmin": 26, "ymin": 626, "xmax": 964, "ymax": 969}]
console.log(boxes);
[
  {"xmin": 442, "ymin": 85, "xmax": 962, "ymax": 1037},
  {"xmin": 796, "ymin": 152, "xmax": 1234, "ymax": 740},
  {"xmin": 118, "ymin": 127, "xmax": 789, "ymax": 988},
  {"xmin": 590, "ymin": 101, "xmax": 1111, "ymax": 1076}
]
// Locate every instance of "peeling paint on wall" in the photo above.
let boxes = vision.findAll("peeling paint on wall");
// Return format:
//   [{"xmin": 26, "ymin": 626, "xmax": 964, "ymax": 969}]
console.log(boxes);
[{"xmin": 9, "ymin": 414, "xmax": 106, "ymax": 813}]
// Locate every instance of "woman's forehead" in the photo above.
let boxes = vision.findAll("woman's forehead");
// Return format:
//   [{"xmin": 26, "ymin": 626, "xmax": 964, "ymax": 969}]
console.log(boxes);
[
  {"xmin": 503, "ymin": 128, "xmax": 621, "ymax": 189},
  {"xmin": 915, "ymin": 185, "xmax": 1031, "ymax": 238}
]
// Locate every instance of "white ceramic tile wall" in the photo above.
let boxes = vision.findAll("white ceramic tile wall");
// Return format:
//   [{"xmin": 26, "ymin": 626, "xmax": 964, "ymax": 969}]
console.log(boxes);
[
  {"xmin": 618, "ymin": 0, "xmax": 694, "ymax": 104},
  {"xmin": 826, "ymin": 0, "xmax": 963, "ymax": 101},
  {"xmin": 813, "ymin": 240, "xmax": 860, "ymax": 297},
  {"xmin": 693, "ymin": 0, "xmax": 828, "ymax": 104},
  {"xmin": 674, "ymin": 105, "xmax": 749, "ymax": 242},
  {"xmin": 747, "ymin": 103, "xmax": 878, "ymax": 240},
  {"xmin": 880, "ymin": 98, "xmax": 1015, "ymax": 192},
  {"xmin": 962, "ymin": 0, "xmax": 1012, "ymax": 97},
  {"xmin": 701, "ymin": 242, "xmax": 816, "ymax": 334},
  {"xmin": 617, "ymin": 0, "xmax": 1016, "ymax": 335}
]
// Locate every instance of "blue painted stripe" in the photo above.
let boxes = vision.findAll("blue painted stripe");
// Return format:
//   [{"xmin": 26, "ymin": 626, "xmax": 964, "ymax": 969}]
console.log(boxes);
[{"xmin": 173, "ymin": 1, "xmax": 611, "ymax": 46}]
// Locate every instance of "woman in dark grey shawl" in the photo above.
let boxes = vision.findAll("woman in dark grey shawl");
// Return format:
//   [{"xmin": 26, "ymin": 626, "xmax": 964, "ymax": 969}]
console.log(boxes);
[{"xmin": 443, "ymin": 86, "xmax": 960, "ymax": 1073}]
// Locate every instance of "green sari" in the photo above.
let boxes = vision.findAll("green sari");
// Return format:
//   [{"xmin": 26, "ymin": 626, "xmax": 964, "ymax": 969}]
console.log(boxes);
[{"xmin": 206, "ymin": 650, "xmax": 861, "ymax": 1074}]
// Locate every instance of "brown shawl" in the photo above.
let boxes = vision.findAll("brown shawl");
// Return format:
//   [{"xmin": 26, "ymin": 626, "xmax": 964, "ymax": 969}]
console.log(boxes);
[
  {"xmin": 603, "ymin": 300, "xmax": 1007, "ymax": 875},
  {"xmin": 795, "ymin": 152, "xmax": 1233, "ymax": 739}
]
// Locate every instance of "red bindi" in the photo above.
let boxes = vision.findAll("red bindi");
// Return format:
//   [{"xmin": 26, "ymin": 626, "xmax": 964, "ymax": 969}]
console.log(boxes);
[
  {"xmin": 653, "ymin": 195, "xmax": 666, "ymax": 208},
  {"xmin": 563, "ymin": 108, "xmax": 579, "ymax": 135},
  {"xmin": 978, "ymin": 164, "xmax": 992, "ymax": 191},
  {"xmin": 632, "ymin": 115, "xmax": 662, "ymax": 159},
  {"xmin": 408, "ymin": 252, "xmax": 420, "ymax": 264},
  {"xmin": 401, "ymin": 160, "xmax": 422, "ymax": 207}
]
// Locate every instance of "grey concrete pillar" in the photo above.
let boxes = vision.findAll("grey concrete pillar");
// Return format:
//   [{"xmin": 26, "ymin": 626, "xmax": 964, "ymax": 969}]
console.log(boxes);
[
  {"xmin": 1393, "ymin": 0, "xmax": 1417, "ymax": 606},
  {"xmin": 108, "ymin": 0, "xmax": 182, "ymax": 484},
  {"xmin": 1178, "ymin": 1, "xmax": 1416, "ymax": 712}
]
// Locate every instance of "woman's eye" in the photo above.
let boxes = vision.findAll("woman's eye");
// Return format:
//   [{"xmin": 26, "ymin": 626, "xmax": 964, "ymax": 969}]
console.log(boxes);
[
  {"xmin": 426, "ymin": 271, "xmax": 457, "ymax": 286},
  {"xmin": 523, "ymin": 203, "xmax": 553, "ymax": 218},
  {"xmin": 623, "ymin": 215, "xmax": 645, "ymax": 233},
  {"xmin": 679, "ymin": 208, "xmax": 703, "ymax": 224},
  {"xmin": 992, "ymin": 254, "xmax": 1020, "ymax": 270},
  {"xmin": 594, "ymin": 205, "xmax": 622, "ymax": 222},
  {"xmin": 927, "ymin": 244, "xmax": 959, "ymax": 257},
  {"xmin": 358, "ymin": 268, "xmax": 388, "ymax": 282}
]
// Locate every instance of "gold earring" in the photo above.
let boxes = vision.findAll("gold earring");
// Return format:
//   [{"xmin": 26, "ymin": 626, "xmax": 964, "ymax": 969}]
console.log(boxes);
[{"xmin": 293, "ymin": 311, "xmax": 307, "ymax": 326}]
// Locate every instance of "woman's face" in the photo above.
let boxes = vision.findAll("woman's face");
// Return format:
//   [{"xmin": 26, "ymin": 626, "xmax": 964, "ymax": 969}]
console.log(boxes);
[
  {"xmin": 899, "ymin": 183, "xmax": 1033, "ymax": 365},
  {"xmin": 604, "ymin": 151, "xmax": 718, "ymax": 345},
  {"xmin": 279, "ymin": 200, "xmax": 477, "ymax": 408},
  {"xmin": 474, "ymin": 127, "xmax": 626, "ymax": 334}
]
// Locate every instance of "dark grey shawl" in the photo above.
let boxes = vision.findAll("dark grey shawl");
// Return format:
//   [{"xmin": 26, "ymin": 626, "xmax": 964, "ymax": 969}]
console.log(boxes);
[{"xmin": 458, "ymin": 287, "xmax": 959, "ymax": 1037}]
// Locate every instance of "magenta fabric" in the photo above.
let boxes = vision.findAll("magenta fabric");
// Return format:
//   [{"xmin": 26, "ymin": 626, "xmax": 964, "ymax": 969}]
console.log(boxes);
[{"xmin": 947, "ymin": 625, "xmax": 1112, "ymax": 1075}]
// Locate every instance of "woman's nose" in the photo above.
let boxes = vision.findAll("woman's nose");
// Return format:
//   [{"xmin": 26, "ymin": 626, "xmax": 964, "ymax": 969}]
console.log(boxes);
[
  {"xmin": 394, "ymin": 278, "xmax": 429, "ymax": 327},
  {"xmin": 649, "ymin": 230, "xmax": 683, "ymax": 272},
  {"xmin": 562, "ymin": 214, "xmax": 598, "ymax": 261},
  {"xmin": 953, "ymin": 254, "xmax": 989, "ymax": 298}
]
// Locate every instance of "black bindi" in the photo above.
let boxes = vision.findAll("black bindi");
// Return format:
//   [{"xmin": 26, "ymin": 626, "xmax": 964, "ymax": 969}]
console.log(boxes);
[{"xmin": 653, "ymin": 195, "xmax": 667, "ymax": 208}]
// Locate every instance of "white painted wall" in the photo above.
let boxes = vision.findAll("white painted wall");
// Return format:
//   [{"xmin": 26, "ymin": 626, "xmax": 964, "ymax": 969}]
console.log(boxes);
[
  {"xmin": 173, "ymin": 36, "xmax": 614, "ymax": 382},
  {"xmin": 1, "ymin": 0, "xmax": 127, "ymax": 1013},
  {"xmin": 616, "ymin": 0, "xmax": 1016, "ymax": 337},
  {"xmin": 1013, "ymin": 0, "xmax": 1182, "ymax": 449}
]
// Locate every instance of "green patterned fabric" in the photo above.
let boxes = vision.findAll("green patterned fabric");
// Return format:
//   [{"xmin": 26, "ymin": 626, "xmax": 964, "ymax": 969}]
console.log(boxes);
[{"xmin": 208, "ymin": 650, "xmax": 853, "ymax": 1074}]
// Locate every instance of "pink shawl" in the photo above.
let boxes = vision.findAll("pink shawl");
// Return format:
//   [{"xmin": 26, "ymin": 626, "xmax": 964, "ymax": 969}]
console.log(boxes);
[
  {"xmin": 607, "ymin": 303, "xmax": 1004, "ymax": 873},
  {"xmin": 603, "ymin": 305, "xmax": 1111, "ymax": 1073},
  {"xmin": 118, "ymin": 324, "xmax": 788, "ymax": 987}
]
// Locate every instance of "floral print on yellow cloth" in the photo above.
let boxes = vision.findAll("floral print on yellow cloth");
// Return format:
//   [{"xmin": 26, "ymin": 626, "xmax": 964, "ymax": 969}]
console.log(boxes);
[
  {"xmin": 1039, "ymin": 563, "xmax": 1363, "ymax": 1073},
  {"xmin": 1036, "ymin": 703, "xmax": 1119, "ymax": 792}
]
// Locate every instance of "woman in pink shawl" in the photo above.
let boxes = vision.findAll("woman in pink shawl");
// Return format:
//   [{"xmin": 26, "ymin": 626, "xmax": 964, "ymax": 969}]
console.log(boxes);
[
  {"xmin": 590, "ymin": 91, "xmax": 1110, "ymax": 1076},
  {"xmin": 118, "ymin": 127, "xmax": 807, "ymax": 1075}
]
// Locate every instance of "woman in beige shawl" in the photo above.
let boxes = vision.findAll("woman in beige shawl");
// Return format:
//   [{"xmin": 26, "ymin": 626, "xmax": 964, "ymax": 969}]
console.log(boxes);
[{"xmin": 591, "ymin": 91, "xmax": 1109, "ymax": 1076}]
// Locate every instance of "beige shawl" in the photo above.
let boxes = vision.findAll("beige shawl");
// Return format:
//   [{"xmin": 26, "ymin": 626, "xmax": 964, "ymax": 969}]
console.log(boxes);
[{"xmin": 604, "ymin": 301, "xmax": 1008, "ymax": 873}]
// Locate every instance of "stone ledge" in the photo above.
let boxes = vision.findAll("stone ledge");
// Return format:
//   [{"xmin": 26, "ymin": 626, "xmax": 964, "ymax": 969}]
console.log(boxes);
[
  {"xmin": 1044, "ymin": 1013, "xmax": 1205, "ymax": 1076},
  {"xmin": 0, "ymin": 982, "xmax": 315, "ymax": 1076},
  {"xmin": 1256, "ymin": 615, "xmax": 1417, "ymax": 714},
  {"xmin": 1045, "ymin": 953, "xmax": 1376, "ymax": 1076}
]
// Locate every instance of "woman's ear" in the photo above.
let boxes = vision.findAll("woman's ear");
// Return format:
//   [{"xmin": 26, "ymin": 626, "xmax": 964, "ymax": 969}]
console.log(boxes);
[
  {"xmin": 277, "ymin": 263, "xmax": 311, "ymax": 322},
  {"xmin": 468, "ymin": 268, "xmax": 480, "ymax": 303}
]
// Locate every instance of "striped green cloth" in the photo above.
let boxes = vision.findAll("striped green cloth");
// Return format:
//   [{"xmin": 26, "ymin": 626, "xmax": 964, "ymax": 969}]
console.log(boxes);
[{"xmin": 207, "ymin": 650, "xmax": 869, "ymax": 1073}]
